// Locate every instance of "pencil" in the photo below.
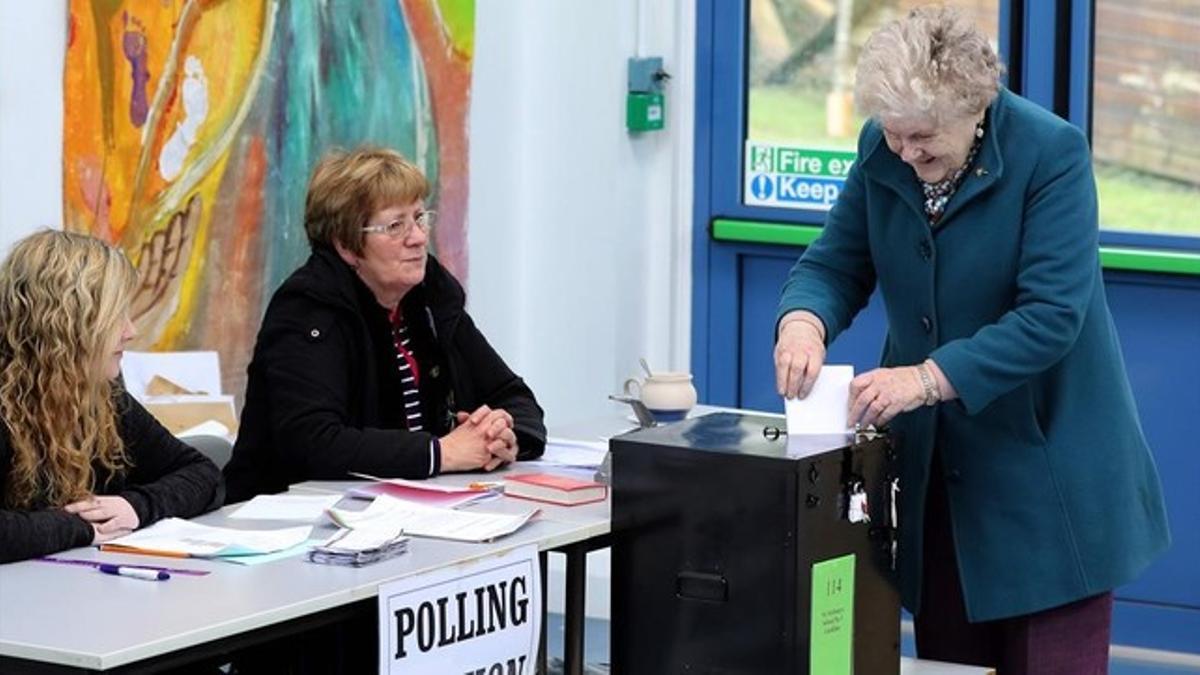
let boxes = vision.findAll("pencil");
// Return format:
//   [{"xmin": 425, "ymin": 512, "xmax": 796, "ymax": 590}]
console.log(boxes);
[{"xmin": 99, "ymin": 544, "xmax": 190, "ymax": 559}]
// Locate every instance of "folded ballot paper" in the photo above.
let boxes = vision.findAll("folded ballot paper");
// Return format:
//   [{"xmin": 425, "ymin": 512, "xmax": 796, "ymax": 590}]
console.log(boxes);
[
  {"xmin": 307, "ymin": 527, "xmax": 410, "ymax": 567},
  {"xmin": 784, "ymin": 364, "xmax": 855, "ymax": 435},
  {"xmin": 101, "ymin": 518, "xmax": 311, "ymax": 558},
  {"xmin": 120, "ymin": 351, "xmax": 238, "ymax": 438},
  {"xmin": 327, "ymin": 494, "xmax": 538, "ymax": 543}
]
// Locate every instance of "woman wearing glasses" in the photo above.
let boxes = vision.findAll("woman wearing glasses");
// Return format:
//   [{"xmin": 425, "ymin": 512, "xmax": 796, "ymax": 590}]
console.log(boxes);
[{"xmin": 224, "ymin": 146, "xmax": 545, "ymax": 503}]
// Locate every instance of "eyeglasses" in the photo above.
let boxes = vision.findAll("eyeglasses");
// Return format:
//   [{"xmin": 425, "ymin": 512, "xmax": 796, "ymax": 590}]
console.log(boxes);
[{"xmin": 361, "ymin": 211, "xmax": 437, "ymax": 239}]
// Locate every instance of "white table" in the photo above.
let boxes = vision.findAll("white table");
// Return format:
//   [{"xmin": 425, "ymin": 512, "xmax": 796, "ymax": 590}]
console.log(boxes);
[{"xmin": 0, "ymin": 475, "xmax": 609, "ymax": 673}]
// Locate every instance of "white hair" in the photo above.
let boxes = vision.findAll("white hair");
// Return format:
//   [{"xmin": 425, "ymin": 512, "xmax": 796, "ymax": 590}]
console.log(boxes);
[{"xmin": 854, "ymin": 5, "xmax": 1004, "ymax": 125}]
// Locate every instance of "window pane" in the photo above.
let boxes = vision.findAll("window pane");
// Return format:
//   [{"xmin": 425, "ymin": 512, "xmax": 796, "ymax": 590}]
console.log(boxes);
[
  {"xmin": 746, "ymin": 0, "xmax": 998, "ymax": 210},
  {"xmin": 1093, "ymin": 0, "xmax": 1200, "ymax": 238},
  {"xmin": 747, "ymin": 2, "xmax": 1000, "ymax": 145}
]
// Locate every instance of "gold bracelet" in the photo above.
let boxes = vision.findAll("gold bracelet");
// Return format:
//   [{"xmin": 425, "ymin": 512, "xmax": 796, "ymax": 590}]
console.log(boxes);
[{"xmin": 916, "ymin": 363, "xmax": 940, "ymax": 406}]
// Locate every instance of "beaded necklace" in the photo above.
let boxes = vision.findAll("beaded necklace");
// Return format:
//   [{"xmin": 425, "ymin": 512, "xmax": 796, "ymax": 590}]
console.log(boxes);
[{"xmin": 920, "ymin": 117, "xmax": 986, "ymax": 226}]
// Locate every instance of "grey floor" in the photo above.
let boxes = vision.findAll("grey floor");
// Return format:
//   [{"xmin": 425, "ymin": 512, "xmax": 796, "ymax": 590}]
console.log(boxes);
[{"xmin": 543, "ymin": 612, "xmax": 1199, "ymax": 674}]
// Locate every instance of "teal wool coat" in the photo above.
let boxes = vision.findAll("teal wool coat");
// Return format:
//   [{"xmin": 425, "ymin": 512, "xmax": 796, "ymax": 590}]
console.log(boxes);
[{"xmin": 777, "ymin": 89, "xmax": 1170, "ymax": 621}]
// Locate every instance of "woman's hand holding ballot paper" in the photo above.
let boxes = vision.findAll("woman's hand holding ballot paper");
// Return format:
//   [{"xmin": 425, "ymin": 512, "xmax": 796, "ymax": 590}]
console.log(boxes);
[
  {"xmin": 784, "ymin": 365, "xmax": 854, "ymax": 435},
  {"xmin": 783, "ymin": 364, "xmax": 950, "ymax": 432},
  {"xmin": 778, "ymin": 309, "xmax": 954, "ymax": 430},
  {"xmin": 775, "ymin": 311, "xmax": 828, "ymax": 400}
]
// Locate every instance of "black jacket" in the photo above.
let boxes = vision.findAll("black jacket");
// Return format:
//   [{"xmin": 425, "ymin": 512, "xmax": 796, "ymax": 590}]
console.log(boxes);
[
  {"xmin": 0, "ymin": 393, "xmax": 224, "ymax": 563},
  {"xmin": 223, "ymin": 245, "xmax": 545, "ymax": 503}
]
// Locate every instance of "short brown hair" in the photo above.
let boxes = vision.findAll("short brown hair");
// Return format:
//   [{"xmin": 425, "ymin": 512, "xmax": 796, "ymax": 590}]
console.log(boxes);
[{"xmin": 304, "ymin": 146, "xmax": 431, "ymax": 254}]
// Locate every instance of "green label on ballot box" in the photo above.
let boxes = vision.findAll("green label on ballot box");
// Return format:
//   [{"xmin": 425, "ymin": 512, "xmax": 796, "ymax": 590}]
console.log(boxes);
[{"xmin": 810, "ymin": 553, "xmax": 855, "ymax": 675}]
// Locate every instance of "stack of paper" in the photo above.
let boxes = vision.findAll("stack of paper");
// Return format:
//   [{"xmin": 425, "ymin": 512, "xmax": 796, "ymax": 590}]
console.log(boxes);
[
  {"xmin": 308, "ymin": 527, "xmax": 409, "ymax": 567},
  {"xmin": 102, "ymin": 518, "xmax": 312, "ymax": 558},
  {"xmin": 348, "ymin": 472, "xmax": 495, "ymax": 509},
  {"xmin": 327, "ymin": 494, "xmax": 538, "ymax": 543}
]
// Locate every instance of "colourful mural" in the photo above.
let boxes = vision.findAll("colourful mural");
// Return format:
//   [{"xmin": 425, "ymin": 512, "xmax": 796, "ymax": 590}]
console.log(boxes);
[{"xmin": 63, "ymin": 0, "xmax": 475, "ymax": 399}]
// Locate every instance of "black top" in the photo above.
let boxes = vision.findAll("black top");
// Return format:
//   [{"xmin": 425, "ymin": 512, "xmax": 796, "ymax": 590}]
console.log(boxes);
[
  {"xmin": 0, "ymin": 392, "xmax": 224, "ymax": 563},
  {"xmin": 223, "ymin": 245, "xmax": 546, "ymax": 503}
]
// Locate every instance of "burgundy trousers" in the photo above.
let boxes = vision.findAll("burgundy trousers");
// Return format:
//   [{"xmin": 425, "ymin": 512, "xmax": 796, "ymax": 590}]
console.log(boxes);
[{"xmin": 914, "ymin": 454, "xmax": 1113, "ymax": 675}]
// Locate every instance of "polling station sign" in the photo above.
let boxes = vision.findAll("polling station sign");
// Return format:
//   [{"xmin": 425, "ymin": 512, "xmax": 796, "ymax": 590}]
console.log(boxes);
[
  {"xmin": 744, "ymin": 141, "xmax": 856, "ymax": 211},
  {"xmin": 378, "ymin": 545, "xmax": 540, "ymax": 674}
]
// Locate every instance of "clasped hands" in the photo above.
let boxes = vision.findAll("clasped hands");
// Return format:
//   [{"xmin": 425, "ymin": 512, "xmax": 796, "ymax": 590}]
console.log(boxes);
[
  {"xmin": 440, "ymin": 404, "xmax": 518, "ymax": 472},
  {"xmin": 774, "ymin": 315, "xmax": 926, "ymax": 428},
  {"xmin": 63, "ymin": 495, "xmax": 140, "ymax": 545}
]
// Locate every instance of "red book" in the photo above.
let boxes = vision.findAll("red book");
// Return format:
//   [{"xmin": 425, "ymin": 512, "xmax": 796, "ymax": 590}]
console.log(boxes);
[{"xmin": 504, "ymin": 472, "xmax": 608, "ymax": 506}]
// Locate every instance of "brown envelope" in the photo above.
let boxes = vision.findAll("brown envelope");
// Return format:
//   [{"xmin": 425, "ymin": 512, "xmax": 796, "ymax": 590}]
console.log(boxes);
[
  {"xmin": 145, "ymin": 375, "xmax": 205, "ymax": 396},
  {"xmin": 144, "ymin": 399, "xmax": 239, "ymax": 436}
]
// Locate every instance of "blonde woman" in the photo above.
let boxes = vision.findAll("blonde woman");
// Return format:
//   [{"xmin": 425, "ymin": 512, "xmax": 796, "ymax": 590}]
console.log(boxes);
[
  {"xmin": 773, "ymin": 6, "xmax": 1168, "ymax": 671},
  {"xmin": 0, "ymin": 231, "xmax": 222, "ymax": 563}
]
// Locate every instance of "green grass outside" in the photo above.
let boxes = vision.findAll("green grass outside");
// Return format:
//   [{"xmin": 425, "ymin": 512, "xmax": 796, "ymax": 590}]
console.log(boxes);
[
  {"xmin": 748, "ymin": 86, "xmax": 864, "ymax": 150},
  {"xmin": 1094, "ymin": 166, "xmax": 1200, "ymax": 237},
  {"xmin": 748, "ymin": 85, "xmax": 1200, "ymax": 238}
]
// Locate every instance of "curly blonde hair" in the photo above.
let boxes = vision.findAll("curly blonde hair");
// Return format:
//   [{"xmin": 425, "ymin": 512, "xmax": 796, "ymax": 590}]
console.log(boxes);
[
  {"xmin": 855, "ymin": 5, "xmax": 1004, "ymax": 125},
  {"xmin": 304, "ymin": 146, "xmax": 431, "ymax": 256},
  {"xmin": 0, "ymin": 231, "xmax": 137, "ymax": 509}
]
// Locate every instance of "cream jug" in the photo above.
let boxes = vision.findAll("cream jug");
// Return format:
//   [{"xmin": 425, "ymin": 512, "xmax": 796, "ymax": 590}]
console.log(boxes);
[{"xmin": 623, "ymin": 372, "xmax": 697, "ymax": 423}]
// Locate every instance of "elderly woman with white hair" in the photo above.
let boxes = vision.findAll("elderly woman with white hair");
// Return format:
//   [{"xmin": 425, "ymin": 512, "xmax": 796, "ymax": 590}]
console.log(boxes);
[{"xmin": 773, "ymin": 6, "xmax": 1169, "ymax": 672}]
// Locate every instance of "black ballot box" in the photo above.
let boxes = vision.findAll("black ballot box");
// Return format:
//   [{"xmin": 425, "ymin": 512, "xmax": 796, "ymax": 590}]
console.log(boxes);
[{"xmin": 610, "ymin": 412, "xmax": 900, "ymax": 674}]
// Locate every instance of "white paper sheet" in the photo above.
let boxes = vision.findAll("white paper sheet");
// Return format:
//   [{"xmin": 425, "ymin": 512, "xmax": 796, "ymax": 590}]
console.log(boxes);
[
  {"xmin": 320, "ymin": 527, "xmax": 407, "ymax": 552},
  {"xmin": 784, "ymin": 364, "xmax": 854, "ymax": 435},
  {"xmin": 104, "ymin": 518, "xmax": 312, "ymax": 557},
  {"xmin": 228, "ymin": 494, "xmax": 343, "ymax": 521},
  {"xmin": 327, "ymin": 495, "xmax": 538, "ymax": 543},
  {"xmin": 349, "ymin": 472, "xmax": 482, "ymax": 494},
  {"xmin": 221, "ymin": 540, "xmax": 321, "ymax": 566},
  {"xmin": 120, "ymin": 351, "xmax": 224, "ymax": 399},
  {"xmin": 545, "ymin": 436, "xmax": 609, "ymax": 453},
  {"xmin": 537, "ymin": 438, "xmax": 608, "ymax": 468}
]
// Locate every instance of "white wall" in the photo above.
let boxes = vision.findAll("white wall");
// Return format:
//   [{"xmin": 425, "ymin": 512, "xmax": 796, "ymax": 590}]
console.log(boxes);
[
  {"xmin": 468, "ymin": 0, "xmax": 695, "ymax": 622},
  {"xmin": 468, "ymin": 0, "xmax": 695, "ymax": 426},
  {"xmin": 0, "ymin": 0, "xmax": 696, "ymax": 623},
  {"xmin": 0, "ymin": 0, "xmax": 66, "ymax": 255}
]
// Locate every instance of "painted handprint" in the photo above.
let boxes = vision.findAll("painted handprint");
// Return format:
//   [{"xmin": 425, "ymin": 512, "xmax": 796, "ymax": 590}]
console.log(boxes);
[{"xmin": 129, "ymin": 194, "xmax": 200, "ymax": 344}]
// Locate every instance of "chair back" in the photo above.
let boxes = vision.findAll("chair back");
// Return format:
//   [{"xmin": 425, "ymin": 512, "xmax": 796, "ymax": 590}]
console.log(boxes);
[{"xmin": 184, "ymin": 434, "xmax": 233, "ymax": 470}]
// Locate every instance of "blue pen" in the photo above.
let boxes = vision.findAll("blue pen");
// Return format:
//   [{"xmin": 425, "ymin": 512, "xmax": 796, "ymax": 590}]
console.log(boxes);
[{"xmin": 97, "ymin": 563, "xmax": 170, "ymax": 581}]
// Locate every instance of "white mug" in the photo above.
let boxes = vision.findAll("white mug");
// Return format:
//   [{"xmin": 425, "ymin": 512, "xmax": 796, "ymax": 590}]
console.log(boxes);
[{"xmin": 623, "ymin": 372, "xmax": 697, "ymax": 422}]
